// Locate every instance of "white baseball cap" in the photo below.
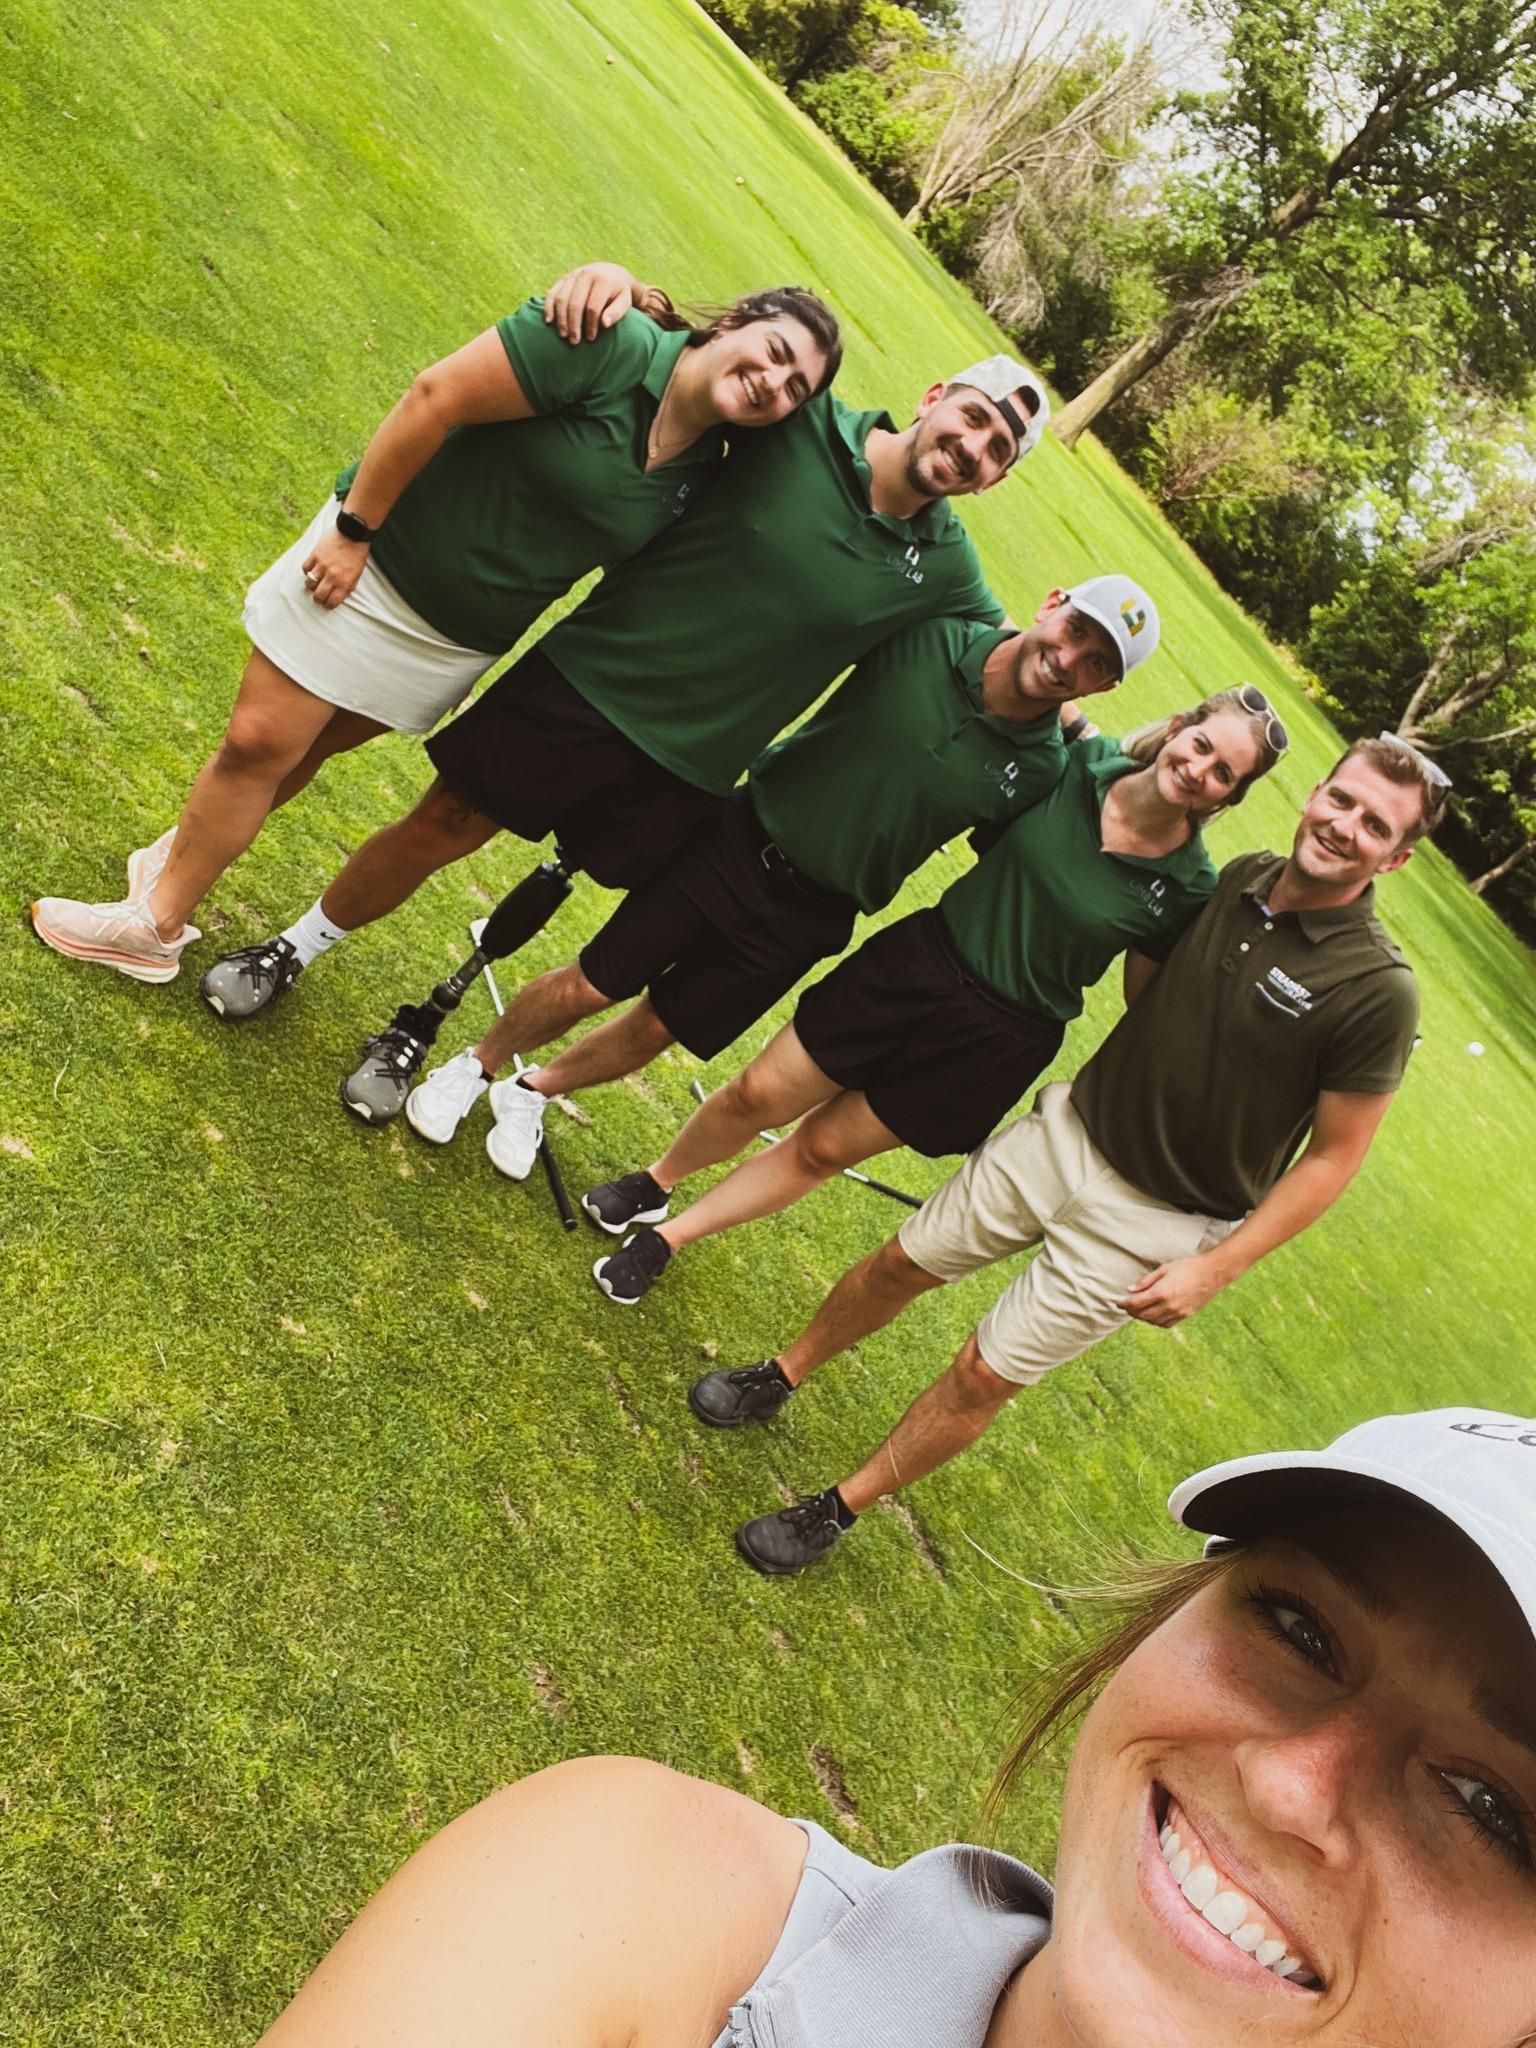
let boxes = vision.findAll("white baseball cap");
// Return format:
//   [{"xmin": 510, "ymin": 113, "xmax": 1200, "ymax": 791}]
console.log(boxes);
[
  {"xmin": 1063, "ymin": 574, "xmax": 1160, "ymax": 679},
  {"xmin": 950, "ymin": 355, "xmax": 1050, "ymax": 459},
  {"xmin": 1170, "ymin": 1408, "xmax": 1536, "ymax": 1642}
]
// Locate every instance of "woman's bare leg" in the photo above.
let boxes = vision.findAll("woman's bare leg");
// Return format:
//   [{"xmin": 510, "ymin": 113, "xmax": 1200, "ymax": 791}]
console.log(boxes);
[
  {"xmin": 147, "ymin": 648, "xmax": 345, "ymax": 936},
  {"xmin": 645, "ymin": 1024, "xmax": 837, "ymax": 1193},
  {"xmin": 657, "ymin": 1089, "xmax": 900, "ymax": 1253},
  {"xmin": 270, "ymin": 706, "xmax": 390, "ymax": 809}
]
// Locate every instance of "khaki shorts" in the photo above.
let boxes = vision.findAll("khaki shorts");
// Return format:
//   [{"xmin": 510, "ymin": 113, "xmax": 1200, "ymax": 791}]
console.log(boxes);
[{"xmin": 898, "ymin": 1081, "xmax": 1239, "ymax": 1386}]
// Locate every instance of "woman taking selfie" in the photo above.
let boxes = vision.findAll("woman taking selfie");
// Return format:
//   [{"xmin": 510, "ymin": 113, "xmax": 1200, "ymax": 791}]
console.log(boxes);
[{"xmin": 255, "ymin": 1404, "xmax": 1536, "ymax": 2047}]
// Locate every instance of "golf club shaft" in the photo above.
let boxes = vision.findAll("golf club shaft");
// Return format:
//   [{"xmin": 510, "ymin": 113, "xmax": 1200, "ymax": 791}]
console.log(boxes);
[
  {"xmin": 687, "ymin": 1079, "xmax": 922, "ymax": 1208},
  {"xmin": 478, "ymin": 932, "xmax": 578, "ymax": 1231}
]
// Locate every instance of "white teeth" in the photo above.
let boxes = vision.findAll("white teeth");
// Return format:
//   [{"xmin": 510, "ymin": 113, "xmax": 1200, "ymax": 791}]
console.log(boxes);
[
  {"xmin": 1157, "ymin": 1804, "xmax": 1320, "ymax": 1990},
  {"xmin": 1202, "ymin": 1891, "xmax": 1248, "ymax": 1936}
]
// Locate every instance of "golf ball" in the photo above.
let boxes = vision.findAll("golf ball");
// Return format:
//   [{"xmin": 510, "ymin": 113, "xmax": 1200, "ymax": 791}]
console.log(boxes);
[{"xmin": 1467, "ymin": 1041, "xmax": 1485, "ymax": 1056}]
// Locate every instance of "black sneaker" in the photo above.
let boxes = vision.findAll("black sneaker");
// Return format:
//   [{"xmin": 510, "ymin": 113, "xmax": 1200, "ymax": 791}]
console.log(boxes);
[
  {"xmin": 582, "ymin": 1169, "xmax": 671, "ymax": 1235},
  {"xmin": 735, "ymin": 1490, "xmax": 846, "ymax": 1575},
  {"xmin": 592, "ymin": 1229, "xmax": 672, "ymax": 1305},
  {"xmin": 689, "ymin": 1360, "xmax": 794, "ymax": 1429},
  {"xmin": 340, "ymin": 1025, "xmax": 429, "ymax": 1124},
  {"xmin": 200, "ymin": 936, "xmax": 302, "ymax": 1019}
]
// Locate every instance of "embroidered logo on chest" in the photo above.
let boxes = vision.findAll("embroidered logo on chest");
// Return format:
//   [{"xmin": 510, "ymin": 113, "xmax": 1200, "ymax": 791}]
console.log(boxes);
[
  {"xmin": 1142, "ymin": 875, "xmax": 1168, "ymax": 916},
  {"xmin": 895, "ymin": 542, "xmax": 925, "ymax": 585},
  {"xmin": 1256, "ymin": 963, "xmax": 1315, "ymax": 1015}
]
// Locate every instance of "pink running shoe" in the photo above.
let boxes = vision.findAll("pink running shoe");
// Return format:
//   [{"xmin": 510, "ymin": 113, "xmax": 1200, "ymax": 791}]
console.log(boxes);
[
  {"xmin": 30, "ymin": 895, "xmax": 201, "ymax": 984},
  {"xmin": 126, "ymin": 827, "xmax": 177, "ymax": 905}
]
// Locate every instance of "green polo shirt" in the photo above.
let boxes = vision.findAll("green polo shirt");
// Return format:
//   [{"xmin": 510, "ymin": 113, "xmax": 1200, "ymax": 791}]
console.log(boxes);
[
  {"xmin": 335, "ymin": 301, "xmax": 721, "ymax": 655},
  {"xmin": 1071, "ymin": 847, "xmax": 1420, "ymax": 1219},
  {"xmin": 746, "ymin": 619, "xmax": 1066, "ymax": 912},
  {"xmin": 938, "ymin": 738, "xmax": 1217, "ymax": 1018},
  {"xmin": 541, "ymin": 388, "xmax": 1005, "ymax": 795}
]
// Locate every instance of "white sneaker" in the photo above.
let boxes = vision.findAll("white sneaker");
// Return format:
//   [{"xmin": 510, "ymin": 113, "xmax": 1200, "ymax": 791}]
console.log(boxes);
[
  {"xmin": 405, "ymin": 1049, "xmax": 489, "ymax": 1144},
  {"xmin": 126, "ymin": 827, "xmax": 177, "ymax": 905},
  {"xmin": 486, "ymin": 1070, "xmax": 548, "ymax": 1180},
  {"xmin": 30, "ymin": 894, "xmax": 201, "ymax": 984}
]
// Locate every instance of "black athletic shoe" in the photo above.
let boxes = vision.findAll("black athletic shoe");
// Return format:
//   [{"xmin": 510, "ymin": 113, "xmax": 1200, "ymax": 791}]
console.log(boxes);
[
  {"xmin": 340, "ymin": 1026, "xmax": 430, "ymax": 1124},
  {"xmin": 689, "ymin": 1359, "xmax": 794, "ymax": 1429},
  {"xmin": 200, "ymin": 936, "xmax": 302, "ymax": 1019},
  {"xmin": 582, "ymin": 1169, "xmax": 671, "ymax": 1235},
  {"xmin": 592, "ymin": 1228, "xmax": 672, "ymax": 1305},
  {"xmin": 735, "ymin": 1490, "xmax": 846, "ymax": 1575}
]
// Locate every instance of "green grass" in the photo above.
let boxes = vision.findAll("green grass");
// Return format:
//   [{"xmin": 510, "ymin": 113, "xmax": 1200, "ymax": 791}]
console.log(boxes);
[{"xmin": 3, "ymin": 0, "xmax": 1535, "ymax": 2036}]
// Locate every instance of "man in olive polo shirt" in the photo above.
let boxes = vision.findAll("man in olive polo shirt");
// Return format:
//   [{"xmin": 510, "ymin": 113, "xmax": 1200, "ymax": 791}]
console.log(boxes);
[
  {"xmin": 709, "ymin": 733, "xmax": 1448, "ymax": 1574},
  {"xmin": 400, "ymin": 576, "xmax": 1155, "ymax": 1175}
]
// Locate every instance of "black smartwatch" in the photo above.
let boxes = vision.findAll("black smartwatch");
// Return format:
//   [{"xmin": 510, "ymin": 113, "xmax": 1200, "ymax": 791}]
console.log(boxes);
[{"xmin": 335, "ymin": 505, "xmax": 381, "ymax": 544}]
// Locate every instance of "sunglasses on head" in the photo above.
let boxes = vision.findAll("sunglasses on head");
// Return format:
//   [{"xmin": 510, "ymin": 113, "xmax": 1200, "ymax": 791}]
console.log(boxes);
[
  {"xmin": 1376, "ymin": 729, "xmax": 1452, "ymax": 791},
  {"xmin": 1237, "ymin": 682, "xmax": 1289, "ymax": 756}
]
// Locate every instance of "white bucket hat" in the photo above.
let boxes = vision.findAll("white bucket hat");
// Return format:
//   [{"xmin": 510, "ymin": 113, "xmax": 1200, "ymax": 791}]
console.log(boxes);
[
  {"xmin": 1063, "ymin": 574, "xmax": 1160, "ymax": 679},
  {"xmin": 1170, "ymin": 1407, "xmax": 1536, "ymax": 1641}
]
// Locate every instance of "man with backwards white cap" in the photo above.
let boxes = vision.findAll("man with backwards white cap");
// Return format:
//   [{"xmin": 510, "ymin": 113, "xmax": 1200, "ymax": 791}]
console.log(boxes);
[
  {"xmin": 258, "ymin": 1405, "xmax": 1536, "ymax": 2048},
  {"xmin": 403, "ymin": 571, "xmax": 1154, "ymax": 1175}
]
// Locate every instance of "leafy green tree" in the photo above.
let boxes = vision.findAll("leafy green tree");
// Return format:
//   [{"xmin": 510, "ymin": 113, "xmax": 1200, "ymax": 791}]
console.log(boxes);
[{"xmin": 1050, "ymin": 0, "xmax": 1536, "ymax": 447}]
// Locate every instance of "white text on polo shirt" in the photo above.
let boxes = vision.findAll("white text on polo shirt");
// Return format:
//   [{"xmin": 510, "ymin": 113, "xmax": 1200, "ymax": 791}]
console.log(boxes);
[
  {"xmin": 1256, "ymin": 964, "xmax": 1314, "ymax": 1014},
  {"xmin": 898, "ymin": 543, "xmax": 925, "ymax": 585}
]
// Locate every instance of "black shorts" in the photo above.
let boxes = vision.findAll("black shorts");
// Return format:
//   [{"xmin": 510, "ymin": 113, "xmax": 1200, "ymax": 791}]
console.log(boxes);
[
  {"xmin": 793, "ymin": 907, "xmax": 1066, "ymax": 1158},
  {"xmin": 578, "ymin": 790, "xmax": 858, "ymax": 1060},
  {"xmin": 424, "ymin": 644, "xmax": 724, "ymax": 892}
]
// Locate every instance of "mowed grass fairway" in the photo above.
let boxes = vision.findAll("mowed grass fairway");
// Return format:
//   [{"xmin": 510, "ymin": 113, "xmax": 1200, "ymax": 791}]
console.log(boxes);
[{"xmin": 4, "ymin": 0, "xmax": 1536, "ymax": 2035}]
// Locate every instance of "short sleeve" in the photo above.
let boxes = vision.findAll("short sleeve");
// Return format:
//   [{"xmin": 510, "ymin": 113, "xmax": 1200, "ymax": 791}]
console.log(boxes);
[
  {"xmin": 495, "ymin": 297, "xmax": 652, "ymax": 416},
  {"xmin": 1318, "ymin": 967, "xmax": 1421, "ymax": 1094},
  {"xmin": 944, "ymin": 534, "xmax": 1006, "ymax": 626}
]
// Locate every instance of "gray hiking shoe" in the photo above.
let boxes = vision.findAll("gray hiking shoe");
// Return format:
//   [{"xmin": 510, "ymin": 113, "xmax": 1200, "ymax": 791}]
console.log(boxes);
[
  {"xmin": 200, "ymin": 936, "xmax": 302, "ymax": 1019},
  {"xmin": 689, "ymin": 1360, "xmax": 794, "ymax": 1429},
  {"xmin": 340, "ymin": 1025, "xmax": 429, "ymax": 1124}
]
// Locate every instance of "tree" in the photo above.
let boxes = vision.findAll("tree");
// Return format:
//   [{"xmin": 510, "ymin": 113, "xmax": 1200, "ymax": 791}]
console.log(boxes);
[{"xmin": 1049, "ymin": 0, "xmax": 1536, "ymax": 448}]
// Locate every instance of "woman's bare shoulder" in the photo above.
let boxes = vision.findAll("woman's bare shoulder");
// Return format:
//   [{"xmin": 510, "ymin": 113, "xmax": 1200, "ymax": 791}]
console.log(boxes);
[{"xmin": 258, "ymin": 1757, "xmax": 809, "ymax": 2048}]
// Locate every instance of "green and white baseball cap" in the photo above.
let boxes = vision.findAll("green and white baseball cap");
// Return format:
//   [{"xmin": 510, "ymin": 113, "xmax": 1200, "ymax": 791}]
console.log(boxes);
[
  {"xmin": 1170, "ymin": 1408, "xmax": 1536, "ymax": 1641},
  {"xmin": 1063, "ymin": 574, "xmax": 1159, "ymax": 678},
  {"xmin": 950, "ymin": 355, "xmax": 1050, "ymax": 459}
]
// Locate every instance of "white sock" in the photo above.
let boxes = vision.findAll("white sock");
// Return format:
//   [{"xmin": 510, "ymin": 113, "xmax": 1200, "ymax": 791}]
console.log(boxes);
[{"xmin": 281, "ymin": 898, "xmax": 352, "ymax": 968}]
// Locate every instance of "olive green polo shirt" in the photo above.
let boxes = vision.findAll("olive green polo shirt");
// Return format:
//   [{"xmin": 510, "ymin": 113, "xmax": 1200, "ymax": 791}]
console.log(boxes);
[
  {"xmin": 1071, "ymin": 847, "xmax": 1420, "ymax": 1219},
  {"xmin": 937, "ymin": 738, "xmax": 1217, "ymax": 1020},
  {"xmin": 541, "ymin": 388, "xmax": 1005, "ymax": 796},
  {"xmin": 335, "ymin": 301, "xmax": 721, "ymax": 655},
  {"xmin": 746, "ymin": 619, "xmax": 1065, "ymax": 912}
]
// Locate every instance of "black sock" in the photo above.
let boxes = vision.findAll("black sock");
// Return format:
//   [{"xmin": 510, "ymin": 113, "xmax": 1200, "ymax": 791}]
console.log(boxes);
[
  {"xmin": 515, "ymin": 1072, "xmax": 539, "ymax": 1092},
  {"xmin": 828, "ymin": 1486, "xmax": 858, "ymax": 1530},
  {"xmin": 762, "ymin": 1359, "xmax": 792, "ymax": 1393}
]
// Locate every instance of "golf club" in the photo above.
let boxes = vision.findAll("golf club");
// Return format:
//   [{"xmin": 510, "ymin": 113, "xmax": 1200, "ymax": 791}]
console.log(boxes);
[
  {"xmin": 687, "ymin": 1078, "xmax": 922, "ymax": 1209},
  {"xmin": 477, "ymin": 923, "xmax": 578, "ymax": 1231}
]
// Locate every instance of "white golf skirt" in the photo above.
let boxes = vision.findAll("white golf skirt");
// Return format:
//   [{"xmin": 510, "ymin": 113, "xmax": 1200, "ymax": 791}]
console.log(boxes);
[{"xmin": 242, "ymin": 500, "xmax": 496, "ymax": 735}]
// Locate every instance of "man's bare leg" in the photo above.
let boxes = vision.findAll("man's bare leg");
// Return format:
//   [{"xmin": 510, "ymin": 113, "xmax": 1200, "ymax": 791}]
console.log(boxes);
[
  {"xmin": 318, "ymin": 776, "xmax": 500, "ymax": 930},
  {"xmin": 519, "ymin": 997, "xmax": 677, "ymax": 1095},
  {"xmin": 834, "ymin": 1332, "xmax": 1018, "ymax": 1513},
  {"xmin": 776, "ymin": 1234, "xmax": 943, "ymax": 1387}
]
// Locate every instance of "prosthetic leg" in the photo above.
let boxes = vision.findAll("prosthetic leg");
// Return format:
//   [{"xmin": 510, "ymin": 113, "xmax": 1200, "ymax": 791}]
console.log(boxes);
[{"xmin": 339, "ymin": 847, "xmax": 575, "ymax": 1124}]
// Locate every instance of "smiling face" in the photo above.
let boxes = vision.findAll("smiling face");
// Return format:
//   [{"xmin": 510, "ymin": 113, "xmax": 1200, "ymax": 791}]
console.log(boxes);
[
  {"xmin": 699, "ymin": 313, "xmax": 828, "ymax": 428},
  {"xmin": 1153, "ymin": 709, "xmax": 1265, "ymax": 818},
  {"xmin": 990, "ymin": 592, "xmax": 1121, "ymax": 716},
  {"xmin": 1041, "ymin": 1506, "xmax": 1536, "ymax": 2048},
  {"xmin": 1290, "ymin": 757, "xmax": 1422, "ymax": 894},
  {"xmin": 903, "ymin": 382, "xmax": 1022, "ymax": 498}
]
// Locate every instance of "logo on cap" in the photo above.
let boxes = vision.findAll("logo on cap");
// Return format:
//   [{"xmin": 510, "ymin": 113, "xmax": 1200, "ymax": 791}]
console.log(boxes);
[{"xmin": 1121, "ymin": 600, "xmax": 1147, "ymax": 637}]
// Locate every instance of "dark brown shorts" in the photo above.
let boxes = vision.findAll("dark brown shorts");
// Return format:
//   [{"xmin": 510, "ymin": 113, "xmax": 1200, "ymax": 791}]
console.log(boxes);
[
  {"xmin": 793, "ymin": 908, "xmax": 1065, "ymax": 1158},
  {"xmin": 578, "ymin": 791, "xmax": 857, "ymax": 1060},
  {"xmin": 424, "ymin": 644, "xmax": 723, "ymax": 892}
]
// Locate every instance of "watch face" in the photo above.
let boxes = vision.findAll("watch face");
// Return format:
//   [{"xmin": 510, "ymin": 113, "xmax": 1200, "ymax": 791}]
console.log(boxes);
[{"xmin": 337, "ymin": 509, "xmax": 373, "ymax": 542}]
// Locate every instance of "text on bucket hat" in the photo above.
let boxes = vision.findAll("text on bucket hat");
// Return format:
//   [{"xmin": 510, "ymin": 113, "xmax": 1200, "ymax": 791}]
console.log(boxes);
[{"xmin": 1168, "ymin": 1407, "xmax": 1536, "ymax": 1644}]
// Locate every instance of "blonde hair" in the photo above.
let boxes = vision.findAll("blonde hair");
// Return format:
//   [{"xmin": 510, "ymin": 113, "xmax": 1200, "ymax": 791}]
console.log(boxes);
[{"xmin": 1119, "ymin": 687, "xmax": 1282, "ymax": 817}]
